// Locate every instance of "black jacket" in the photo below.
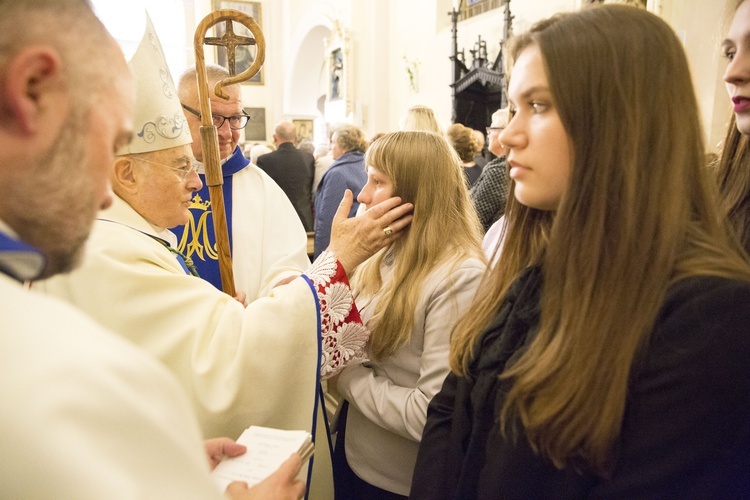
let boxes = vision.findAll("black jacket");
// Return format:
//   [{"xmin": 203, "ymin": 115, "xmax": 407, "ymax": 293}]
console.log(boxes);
[
  {"xmin": 256, "ymin": 142, "xmax": 314, "ymax": 231},
  {"xmin": 411, "ymin": 267, "xmax": 750, "ymax": 499}
]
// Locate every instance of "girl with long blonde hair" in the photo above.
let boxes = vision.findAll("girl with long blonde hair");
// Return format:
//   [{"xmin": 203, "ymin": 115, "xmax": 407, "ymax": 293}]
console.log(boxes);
[
  {"xmin": 412, "ymin": 5, "xmax": 750, "ymax": 498},
  {"xmin": 331, "ymin": 131, "xmax": 485, "ymax": 499}
]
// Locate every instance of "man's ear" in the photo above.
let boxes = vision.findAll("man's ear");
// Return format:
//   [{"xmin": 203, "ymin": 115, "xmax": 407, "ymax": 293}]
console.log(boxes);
[
  {"xmin": 3, "ymin": 46, "xmax": 67, "ymax": 135},
  {"xmin": 111, "ymin": 156, "xmax": 139, "ymax": 196}
]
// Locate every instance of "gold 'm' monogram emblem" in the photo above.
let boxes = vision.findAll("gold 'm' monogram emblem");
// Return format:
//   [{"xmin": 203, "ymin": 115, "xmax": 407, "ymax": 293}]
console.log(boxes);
[{"xmin": 177, "ymin": 194, "xmax": 218, "ymax": 261}]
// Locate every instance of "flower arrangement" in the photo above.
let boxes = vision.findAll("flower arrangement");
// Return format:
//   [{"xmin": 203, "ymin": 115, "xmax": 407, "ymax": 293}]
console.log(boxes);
[{"xmin": 403, "ymin": 54, "xmax": 421, "ymax": 93}]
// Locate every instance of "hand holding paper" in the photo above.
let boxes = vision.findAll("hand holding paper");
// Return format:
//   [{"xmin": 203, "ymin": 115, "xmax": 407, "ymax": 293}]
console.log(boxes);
[
  {"xmin": 211, "ymin": 426, "xmax": 314, "ymax": 493},
  {"xmin": 204, "ymin": 437, "xmax": 248, "ymax": 470}
]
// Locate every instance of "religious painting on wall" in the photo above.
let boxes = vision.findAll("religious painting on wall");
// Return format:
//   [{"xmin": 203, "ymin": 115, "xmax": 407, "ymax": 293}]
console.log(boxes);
[
  {"xmin": 212, "ymin": 0, "xmax": 263, "ymax": 84},
  {"xmin": 461, "ymin": 0, "xmax": 503, "ymax": 20},
  {"xmin": 330, "ymin": 49, "xmax": 343, "ymax": 101},
  {"xmin": 324, "ymin": 20, "xmax": 351, "ymax": 123},
  {"xmin": 292, "ymin": 119, "xmax": 314, "ymax": 144},
  {"xmin": 244, "ymin": 107, "xmax": 266, "ymax": 141}
]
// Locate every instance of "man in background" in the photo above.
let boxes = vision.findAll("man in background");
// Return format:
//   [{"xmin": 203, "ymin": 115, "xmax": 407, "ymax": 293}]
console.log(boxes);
[
  {"xmin": 471, "ymin": 108, "xmax": 510, "ymax": 233},
  {"xmin": 257, "ymin": 121, "xmax": 315, "ymax": 231}
]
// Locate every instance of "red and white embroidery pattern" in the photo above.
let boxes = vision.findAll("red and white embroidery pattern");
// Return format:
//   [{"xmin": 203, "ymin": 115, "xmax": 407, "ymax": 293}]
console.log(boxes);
[{"xmin": 306, "ymin": 251, "xmax": 369, "ymax": 379}]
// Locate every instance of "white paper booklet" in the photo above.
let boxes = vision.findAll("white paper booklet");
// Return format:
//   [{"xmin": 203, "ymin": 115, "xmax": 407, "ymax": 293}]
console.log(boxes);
[{"xmin": 211, "ymin": 426, "xmax": 314, "ymax": 491}]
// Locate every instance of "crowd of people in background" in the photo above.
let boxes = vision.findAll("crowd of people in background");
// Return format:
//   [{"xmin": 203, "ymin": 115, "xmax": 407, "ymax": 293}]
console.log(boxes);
[
  {"xmin": 3, "ymin": 1, "xmax": 750, "ymax": 499},
  {"xmin": 243, "ymin": 102, "xmax": 506, "ymax": 256}
]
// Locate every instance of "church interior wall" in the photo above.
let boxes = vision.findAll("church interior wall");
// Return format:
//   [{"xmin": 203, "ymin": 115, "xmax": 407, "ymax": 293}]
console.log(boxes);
[
  {"xmin": 273, "ymin": 0, "xmax": 732, "ymax": 153},
  {"xmin": 96, "ymin": 0, "xmax": 734, "ymax": 154},
  {"xmin": 286, "ymin": 26, "xmax": 330, "ymax": 117}
]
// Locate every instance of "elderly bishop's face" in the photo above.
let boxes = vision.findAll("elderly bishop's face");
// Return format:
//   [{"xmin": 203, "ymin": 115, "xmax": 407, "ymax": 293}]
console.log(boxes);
[{"xmin": 130, "ymin": 144, "xmax": 203, "ymax": 229}]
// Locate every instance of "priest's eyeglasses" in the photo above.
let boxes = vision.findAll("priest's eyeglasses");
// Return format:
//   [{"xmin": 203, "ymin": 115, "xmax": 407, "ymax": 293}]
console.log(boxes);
[
  {"xmin": 135, "ymin": 156, "xmax": 199, "ymax": 181},
  {"xmin": 181, "ymin": 103, "xmax": 250, "ymax": 130}
]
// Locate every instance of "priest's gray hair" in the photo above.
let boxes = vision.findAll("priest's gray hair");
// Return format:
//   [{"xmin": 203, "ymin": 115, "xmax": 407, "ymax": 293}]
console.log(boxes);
[{"xmin": 177, "ymin": 64, "xmax": 240, "ymax": 101}]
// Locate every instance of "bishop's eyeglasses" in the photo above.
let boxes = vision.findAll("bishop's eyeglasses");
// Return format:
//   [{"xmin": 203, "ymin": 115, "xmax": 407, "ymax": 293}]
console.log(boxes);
[
  {"xmin": 135, "ymin": 156, "xmax": 200, "ymax": 181},
  {"xmin": 181, "ymin": 103, "xmax": 250, "ymax": 130}
]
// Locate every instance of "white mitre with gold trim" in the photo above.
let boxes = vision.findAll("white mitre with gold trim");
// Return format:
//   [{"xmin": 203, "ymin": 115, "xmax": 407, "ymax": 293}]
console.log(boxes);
[{"xmin": 117, "ymin": 14, "xmax": 191, "ymax": 155}]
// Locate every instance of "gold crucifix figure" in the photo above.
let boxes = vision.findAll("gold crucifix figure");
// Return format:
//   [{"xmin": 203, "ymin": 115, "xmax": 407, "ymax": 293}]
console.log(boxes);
[{"xmin": 204, "ymin": 19, "xmax": 256, "ymax": 76}]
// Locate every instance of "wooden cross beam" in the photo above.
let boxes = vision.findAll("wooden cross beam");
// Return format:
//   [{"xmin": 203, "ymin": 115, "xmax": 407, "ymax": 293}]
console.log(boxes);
[{"xmin": 205, "ymin": 20, "xmax": 256, "ymax": 76}]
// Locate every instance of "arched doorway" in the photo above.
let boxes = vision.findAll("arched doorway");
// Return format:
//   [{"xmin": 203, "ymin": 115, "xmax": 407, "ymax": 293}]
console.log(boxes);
[{"xmin": 287, "ymin": 23, "xmax": 332, "ymax": 145}]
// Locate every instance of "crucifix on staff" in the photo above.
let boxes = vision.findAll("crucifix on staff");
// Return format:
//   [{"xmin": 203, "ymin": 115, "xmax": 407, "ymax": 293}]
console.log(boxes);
[
  {"xmin": 192, "ymin": 10, "xmax": 265, "ymax": 297},
  {"xmin": 205, "ymin": 17, "xmax": 257, "ymax": 76}
]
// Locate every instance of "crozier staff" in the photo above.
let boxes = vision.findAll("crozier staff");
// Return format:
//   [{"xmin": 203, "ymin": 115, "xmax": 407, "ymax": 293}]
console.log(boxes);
[{"xmin": 192, "ymin": 9, "xmax": 266, "ymax": 296}]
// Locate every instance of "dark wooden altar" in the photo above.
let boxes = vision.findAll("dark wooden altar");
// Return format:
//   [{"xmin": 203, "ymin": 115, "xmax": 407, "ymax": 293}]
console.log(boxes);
[{"xmin": 449, "ymin": 0, "xmax": 513, "ymax": 132}]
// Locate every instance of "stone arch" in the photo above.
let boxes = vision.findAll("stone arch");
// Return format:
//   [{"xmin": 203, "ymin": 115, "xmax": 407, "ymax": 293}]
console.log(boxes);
[{"xmin": 287, "ymin": 25, "xmax": 331, "ymax": 116}]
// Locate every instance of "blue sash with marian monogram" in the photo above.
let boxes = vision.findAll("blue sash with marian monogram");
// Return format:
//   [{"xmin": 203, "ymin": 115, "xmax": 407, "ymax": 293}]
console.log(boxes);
[{"xmin": 172, "ymin": 146, "xmax": 249, "ymax": 291}]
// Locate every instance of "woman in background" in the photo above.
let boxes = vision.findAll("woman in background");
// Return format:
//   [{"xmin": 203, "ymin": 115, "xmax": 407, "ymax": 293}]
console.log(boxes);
[
  {"xmin": 446, "ymin": 123, "xmax": 482, "ymax": 187},
  {"xmin": 332, "ymin": 131, "xmax": 485, "ymax": 499},
  {"xmin": 411, "ymin": 5, "xmax": 750, "ymax": 498},
  {"xmin": 399, "ymin": 105, "xmax": 442, "ymax": 134},
  {"xmin": 313, "ymin": 124, "xmax": 368, "ymax": 258}
]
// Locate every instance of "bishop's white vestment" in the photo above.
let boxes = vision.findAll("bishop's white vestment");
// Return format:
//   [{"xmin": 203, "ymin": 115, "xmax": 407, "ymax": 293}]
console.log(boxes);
[{"xmin": 38, "ymin": 196, "xmax": 368, "ymax": 499}]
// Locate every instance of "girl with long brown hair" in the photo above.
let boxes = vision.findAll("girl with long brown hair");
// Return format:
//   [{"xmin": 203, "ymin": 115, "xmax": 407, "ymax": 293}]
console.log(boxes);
[
  {"xmin": 719, "ymin": 0, "xmax": 750, "ymax": 253},
  {"xmin": 411, "ymin": 5, "xmax": 750, "ymax": 498}
]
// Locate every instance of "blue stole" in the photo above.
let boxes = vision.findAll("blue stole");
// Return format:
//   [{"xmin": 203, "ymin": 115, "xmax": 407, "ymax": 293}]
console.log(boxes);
[
  {"xmin": 173, "ymin": 146, "xmax": 249, "ymax": 291},
  {"xmin": 144, "ymin": 234, "xmax": 200, "ymax": 277},
  {"xmin": 0, "ymin": 231, "xmax": 45, "ymax": 282}
]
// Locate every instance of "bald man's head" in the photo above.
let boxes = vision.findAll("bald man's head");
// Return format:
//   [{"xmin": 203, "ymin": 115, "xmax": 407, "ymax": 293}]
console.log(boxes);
[{"xmin": 274, "ymin": 121, "xmax": 296, "ymax": 145}]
